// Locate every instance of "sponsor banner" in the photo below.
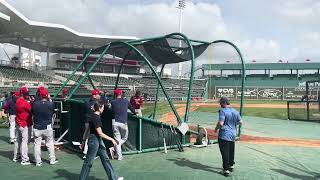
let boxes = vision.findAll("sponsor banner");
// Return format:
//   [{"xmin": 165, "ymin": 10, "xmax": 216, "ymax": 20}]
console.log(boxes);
[
  {"xmin": 257, "ymin": 88, "xmax": 283, "ymax": 99},
  {"xmin": 237, "ymin": 88, "xmax": 257, "ymax": 99},
  {"xmin": 283, "ymin": 88, "xmax": 305, "ymax": 99},
  {"xmin": 215, "ymin": 87, "xmax": 236, "ymax": 98}
]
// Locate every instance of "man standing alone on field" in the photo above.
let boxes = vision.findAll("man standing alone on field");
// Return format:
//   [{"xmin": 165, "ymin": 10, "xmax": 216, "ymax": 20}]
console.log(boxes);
[{"xmin": 214, "ymin": 97, "xmax": 243, "ymax": 177}]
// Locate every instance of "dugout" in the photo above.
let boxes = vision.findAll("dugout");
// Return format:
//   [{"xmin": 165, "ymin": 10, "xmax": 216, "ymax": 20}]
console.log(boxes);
[{"xmin": 51, "ymin": 33, "xmax": 246, "ymax": 154}]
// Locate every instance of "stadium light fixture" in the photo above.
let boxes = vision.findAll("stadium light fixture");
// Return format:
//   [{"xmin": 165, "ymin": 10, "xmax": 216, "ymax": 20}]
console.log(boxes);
[{"xmin": 177, "ymin": 0, "xmax": 186, "ymax": 77}]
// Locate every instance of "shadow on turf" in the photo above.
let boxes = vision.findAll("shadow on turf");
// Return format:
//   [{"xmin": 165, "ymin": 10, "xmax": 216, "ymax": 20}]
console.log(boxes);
[
  {"xmin": 272, "ymin": 169, "xmax": 320, "ymax": 180},
  {"xmin": 53, "ymin": 169, "xmax": 104, "ymax": 180},
  {"xmin": 167, "ymin": 158, "xmax": 221, "ymax": 175},
  {"xmin": 0, "ymin": 150, "xmax": 12, "ymax": 161},
  {"xmin": 246, "ymin": 146, "xmax": 320, "ymax": 179},
  {"xmin": 0, "ymin": 135, "xmax": 9, "ymax": 143}
]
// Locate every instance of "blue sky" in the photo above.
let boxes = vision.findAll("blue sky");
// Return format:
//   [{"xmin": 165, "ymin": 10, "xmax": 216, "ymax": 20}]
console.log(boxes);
[{"xmin": 2, "ymin": 0, "xmax": 320, "ymax": 67}]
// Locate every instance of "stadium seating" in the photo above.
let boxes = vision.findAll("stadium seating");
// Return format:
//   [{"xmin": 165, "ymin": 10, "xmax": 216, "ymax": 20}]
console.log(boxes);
[{"xmin": 0, "ymin": 65, "xmax": 54, "ymax": 82}]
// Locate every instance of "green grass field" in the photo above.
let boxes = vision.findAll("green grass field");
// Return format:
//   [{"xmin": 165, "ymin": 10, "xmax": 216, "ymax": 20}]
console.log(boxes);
[
  {"xmin": 194, "ymin": 106, "xmax": 288, "ymax": 120},
  {"xmin": 142, "ymin": 100, "xmax": 288, "ymax": 120}
]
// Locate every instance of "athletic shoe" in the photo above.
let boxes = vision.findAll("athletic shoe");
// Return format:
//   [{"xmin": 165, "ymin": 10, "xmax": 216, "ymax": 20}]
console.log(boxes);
[
  {"xmin": 10, "ymin": 139, "xmax": 15, "ymax": 144},
  {"xmin": 50, "ymin": 159, "xmax": 58, "ymax": 165},
  {"xmin": 117, "ymin": 157, "xmax": 123, "ymax": 161},
  {"xmin": 229, "ymin": 165, "xmax": 234, "ymax": 172},
  {"xmin": 220, "ymin": 170, "xmax": 230, "ymax": 177},
  {"xmin": 82, "ymin": 155, "xmax": 86, "ymax": 160},
  {"xmin": 21, "ymin": 161, "xmax": 31, "ymax": 165},
  {"xmin": 13, "ymin": 156, "xmax": 21, "ymax": 162},
  {"xmin": 117, "ymin": 177, "xmax": 124, "ymax": 180},
  {"xmin": 36, "ymin": 162, "xmax": 42, "ymax": 167}
]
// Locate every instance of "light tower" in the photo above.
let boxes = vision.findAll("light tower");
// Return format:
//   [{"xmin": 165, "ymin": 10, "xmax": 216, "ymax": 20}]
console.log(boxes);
[{"xmin": 177, "ymin": 0, "xmax": 186, "ymax": 77}]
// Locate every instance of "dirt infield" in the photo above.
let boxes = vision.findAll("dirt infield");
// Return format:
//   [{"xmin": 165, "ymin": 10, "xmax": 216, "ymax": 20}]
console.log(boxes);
[
  {"xmin": 188, "ymin": 126, "xmax": 320, "ymax": 148},
  {"xmin": 159, "ymin": 103, "xmax": 320, "ymax": 148}
]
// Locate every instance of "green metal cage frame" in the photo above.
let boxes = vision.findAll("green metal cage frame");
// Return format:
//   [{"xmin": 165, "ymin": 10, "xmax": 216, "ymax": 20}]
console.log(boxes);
[{"xmin": 53, "ymin": 32, "xmax": 246, "ymax": 136}]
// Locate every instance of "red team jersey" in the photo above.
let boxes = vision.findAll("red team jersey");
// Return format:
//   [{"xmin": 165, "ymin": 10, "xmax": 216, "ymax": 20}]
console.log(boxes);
[
  {"xmin": 130, "ymin": 96, "xmax": 144, "ymax": 109},
  {"xmin": 15, "ymin": 97, "xmax": 33, "ymax": 127}
]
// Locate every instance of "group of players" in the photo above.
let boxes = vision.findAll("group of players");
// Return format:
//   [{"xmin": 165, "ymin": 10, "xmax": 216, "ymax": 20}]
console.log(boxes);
[
  {"xmin": 1, "ymin": 85, "xmax": 243, "ymax": 179},
  {"xmin": 2, "ymin": 86, "xmax": 144, "ymax": 180},
  {"xmin": 2, "ymin": 86, "xmax": 58, "ymax": 166},
  {"xmin": 79, "ymin": 89, "xmax": 143, "ymax": 180}
]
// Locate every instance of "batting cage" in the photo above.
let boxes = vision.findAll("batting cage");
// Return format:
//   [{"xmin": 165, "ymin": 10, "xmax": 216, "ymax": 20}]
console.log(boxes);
[
  {"xmin": 287, "ymin": 80, "xmax": 320, "ymax": 122},
  {"xmin": 50, "ymin": 32, "xmax": 246, "ymax": 154}
]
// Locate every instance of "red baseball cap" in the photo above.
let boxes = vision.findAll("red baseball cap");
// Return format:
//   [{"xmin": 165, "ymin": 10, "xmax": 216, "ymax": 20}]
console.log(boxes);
[
  {"xmin": 38, "ymin": 86, "xmax": 45, "ymax": 91},
  {"xmin": 20, "ymin": 86, "xmax": 29, "ymax": 94},
  {"xmin": 91, "ymin": 89, "xmax": 102, "ymax": 96},
  {"xmin": 62, "ymin": 88, "xmax": 68, "ymax": 94},
  {"xmin": 14, "ymin": 91, "xmax": 20, "ymax": 97},
  {"xmin": 39, "ymin": 88, "xmax": 49, "ymax": 98},
  {"xmin": 114, "ymin": 89, "xmax": 123, "ymax": 96}
]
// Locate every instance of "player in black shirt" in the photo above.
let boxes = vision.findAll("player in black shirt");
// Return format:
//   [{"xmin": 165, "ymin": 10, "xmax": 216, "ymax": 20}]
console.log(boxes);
[{"xmin": 79, "ymin": 100, "xmax": 123, "ymax": 180}]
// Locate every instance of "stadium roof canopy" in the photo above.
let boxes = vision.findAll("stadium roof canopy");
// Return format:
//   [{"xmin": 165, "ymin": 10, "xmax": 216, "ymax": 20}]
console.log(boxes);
[
  {"xmin": 0, "ymin": 0, "xmax": 138, "ymax": 54},
  {"xmin": 202, "ymin": 63, "xmax": 320, "ymax": 70}
]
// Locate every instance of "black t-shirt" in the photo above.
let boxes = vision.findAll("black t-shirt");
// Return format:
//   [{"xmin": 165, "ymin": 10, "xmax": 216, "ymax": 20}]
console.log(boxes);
[
  {"xmin": 88, "ymin": 113, "xmax": 102, "ymax": 136},
  {"xmin": 84, "ymin": 98, "xmax": 96, "ymax": 123}
]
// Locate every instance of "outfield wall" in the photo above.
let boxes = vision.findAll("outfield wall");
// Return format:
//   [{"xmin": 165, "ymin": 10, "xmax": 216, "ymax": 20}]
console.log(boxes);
[{"xmin": 208, "ymin": 79, "xmax": 320, "ymax": 100}]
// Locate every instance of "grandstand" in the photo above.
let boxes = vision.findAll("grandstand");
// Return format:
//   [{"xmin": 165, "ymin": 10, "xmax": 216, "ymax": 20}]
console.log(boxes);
[{"xmin": 0, "ymin": 64, "xmax": 207, "ymax": 99}]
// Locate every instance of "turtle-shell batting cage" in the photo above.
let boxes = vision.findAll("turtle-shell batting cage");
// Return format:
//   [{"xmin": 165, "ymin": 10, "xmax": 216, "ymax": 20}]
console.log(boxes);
[{"xmin": 50, "ymin": 33, "xmax": 246, "ymax": 154}]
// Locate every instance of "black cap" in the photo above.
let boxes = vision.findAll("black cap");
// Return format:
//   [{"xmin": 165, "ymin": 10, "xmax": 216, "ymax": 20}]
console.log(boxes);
[{"xmin": 219, "ymin": 97, "xmax": 230, "ymax": 105}]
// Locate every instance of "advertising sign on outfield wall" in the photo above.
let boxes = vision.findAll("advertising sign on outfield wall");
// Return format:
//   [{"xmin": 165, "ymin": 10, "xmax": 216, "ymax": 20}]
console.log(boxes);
[
  {"xmin": 283, "ymin": 88, "xmax": 306, "ymax": 99},
  {"xmin": 237, "ymin": 88, "xmax": 258, "ymax": 99},
  {"xmin": 215, "ymin": 87, "xmax": 237, "ymax": 98},
  {"xmin": 214, "ymin": 86, "xmax": 319, "ymax": 100},
  {"xmin": 257, "ymin": 88, "xmax": 283, "ymax": 99}
]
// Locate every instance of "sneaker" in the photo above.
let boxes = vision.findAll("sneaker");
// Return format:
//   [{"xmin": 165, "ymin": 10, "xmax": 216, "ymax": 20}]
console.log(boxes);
[
  {"xmin": 13, "ymin": 156, "xmax": 21, "ymax": 162},
  {"xmin": 220, "ymin": 170, "xmax": 230, "ymax": 177},
  {"xmin": 36, "ymin": 162, "xmax": 42, "ymax": 167},
  {"xmin": 21, "ymin": 161, "xmax": 31, "ymax": 165},
  {"xmin": 229, "ymin": 165, "xmax": 234, "ymax": 172},
  {"xmin": 50, "ymin": 159, "xmax": 58, "ymax": 165},
  {"xmin": 117, "ymin": 177, "xmax": 124, "ymax": 180},
  {"xmin": 117, "ymin": 157, "xmax": 123, "ymax": 161},
  {"xmin": 82, "ymin": 155, "xmax": 86, "ymax": 160},
  {"xmin": 10, "ymin": 139, "xmax": 15, "ymax": 144}
]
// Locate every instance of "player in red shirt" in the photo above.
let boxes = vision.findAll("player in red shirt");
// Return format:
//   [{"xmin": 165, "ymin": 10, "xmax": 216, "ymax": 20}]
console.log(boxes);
[
  {"xmin": 130, "ymin": 90, "xmax": 144, "ymax": 117},
  {"xmin": 13, "ymin": 86, "xmax": 33, "ymax": 165}
]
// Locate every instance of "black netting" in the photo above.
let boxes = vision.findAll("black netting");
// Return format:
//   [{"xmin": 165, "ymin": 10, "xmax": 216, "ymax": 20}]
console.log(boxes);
[{"xmin": 89, "ymin": 37, "xmax": 210, "ymax": 65}]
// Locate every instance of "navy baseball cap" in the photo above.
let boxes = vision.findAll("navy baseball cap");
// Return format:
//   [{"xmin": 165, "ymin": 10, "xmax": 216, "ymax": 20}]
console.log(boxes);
[{"xmin": 219, "ymin": 97, "xmax": 230, "ymax": 105}]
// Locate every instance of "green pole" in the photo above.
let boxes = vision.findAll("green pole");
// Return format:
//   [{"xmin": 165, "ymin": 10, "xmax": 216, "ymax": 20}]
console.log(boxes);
[
  {"xmin": 212, "ymin": 40, "xmax": 246, "ymax": 136},
  {"xmin": 112, "ymin": 41, "xmax": 182, "ymax": 124},
  {"xmin": 115, "ymin": 49, "xmax": 132, "ymax": 90},
  {"xmin": 67, "ymin": 45, "xmax": 110, "ymax": 99},
  {"xmin": 53, "ymin": 49, "xmax": 92, "ymax": 98},
  {"xmin": 138, "ymin": 118, "xmax": 142, "ymax": 152},
  {"xmin": 165, "ymin": 33, "xmax": 196, "ymax": 123},
  {"xmin": 153, "ymin": 64, "xmax": 165, "ymax": 120}
]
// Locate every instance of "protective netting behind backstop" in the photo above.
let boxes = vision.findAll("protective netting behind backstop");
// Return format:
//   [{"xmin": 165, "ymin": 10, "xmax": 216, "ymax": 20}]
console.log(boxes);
[{"xmin": 287, "ymin": 100, "xmax": 320, "ymax": 122}]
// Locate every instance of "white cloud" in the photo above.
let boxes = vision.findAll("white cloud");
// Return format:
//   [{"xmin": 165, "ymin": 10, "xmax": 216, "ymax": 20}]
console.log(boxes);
[{"xmin": 2, "ymin": 0, "xmax": 319, "ymax": 72}]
